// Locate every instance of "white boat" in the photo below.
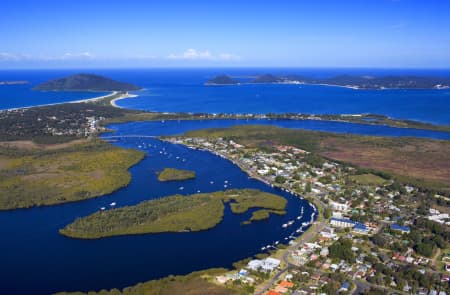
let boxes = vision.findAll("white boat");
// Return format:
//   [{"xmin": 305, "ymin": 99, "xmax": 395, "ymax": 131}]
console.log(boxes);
[
  {"xmin": 275, "ymin": 241, "xmax": 279, "ymax": 245},
  {"xmin": 302, "ymin": 222, "xmax": 309, "ymax": 226},
  {"xmin": 282, "ymin": 223, "xmax": 288, "ymax": 228},
  {"xmin": 287, "ymin": 220, "xmax": 294, "ymax": 225},
  {"xmin": 100, "ymin": 207, "xmax": 106, "ymax": 211},
  {"xmin": 210, "ymin": 181, "xmax": 214, "ymax": 184},
  {"xmin": 179, "ymin": 187, "xmax": 184, "ymax": 190},
  {"xmin": 261, "ymin": 246, "xmax": 266, "ymax": 250},
  {"xmin": 110, "ymin": 202, "xmax": 116, "ymax": 207},
  {"xmin": 224, "ymin": 185, "xmax": 228, "ymax": 188},
  {"xmin": 197, "ymin": 190, "xmax": 201, "ymax": 193}
]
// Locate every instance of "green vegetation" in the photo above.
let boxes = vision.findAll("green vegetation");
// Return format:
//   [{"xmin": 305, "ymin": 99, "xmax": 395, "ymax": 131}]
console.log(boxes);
[
  {"xmin": 215, "ymin": 73, "xmax": 450, "ymax": 90},
  {"xmin": 181, "ymin": 125, "xmax": 450, "ymax": 193},
  {"xmin": 248, "ymin": 209, "xmax": 286, "ymax": 222},
  {"xmin": 329, "ymin": 238, "xmax": 355, "ymax": 263},
  {"xmin": 0, "ymin": 140, "xmax": 144, "ymax": 210},
  {"xmin": 157, "ymin": 168, "xmax": 196, "ymax": 181},
  {"xmin": 60, "ymin": 189, "xmax": 287, "ymax": 239},
  {"xmin": 349, "ymin": 173, "xmax": 387, "ymax": 185},
  {"xmin": 223, "ymin": 190, "xmax": 287, "ymax": 214},
  {"xmin": 33, "ymin": 74, "xmax": 141, "ymax": 91},
  {"xmin": 54, "ymin": 268, "xmax": 243, "ymax": 295}
]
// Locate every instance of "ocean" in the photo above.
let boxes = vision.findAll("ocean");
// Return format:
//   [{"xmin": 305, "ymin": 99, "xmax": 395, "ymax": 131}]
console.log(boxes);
[{"xmin": 1, "ymin": 68, "xmax": 450, "ymax": 125}]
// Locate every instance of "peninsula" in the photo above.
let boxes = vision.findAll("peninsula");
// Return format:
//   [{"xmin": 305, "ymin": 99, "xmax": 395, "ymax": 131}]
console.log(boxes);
[
  {"xmin": 59, "ymin": 189, "xmax": 287, "ymax": 239},
  {"xmin": 158, "ymin": 168, "xmax": 196, "ymax": 181},
  {"xmin": 206, "ymin": 74, "xmax": 450, "ymax": 89},
  {"xmin": 33, "ymin": 73, "xmax": 141, "ymax": 91}
]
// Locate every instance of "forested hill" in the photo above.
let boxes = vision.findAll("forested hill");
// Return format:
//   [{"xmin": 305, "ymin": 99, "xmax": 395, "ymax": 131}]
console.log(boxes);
[{"xmin": 33, "ymin": 74, "xmax": 141, "ymax": 91}]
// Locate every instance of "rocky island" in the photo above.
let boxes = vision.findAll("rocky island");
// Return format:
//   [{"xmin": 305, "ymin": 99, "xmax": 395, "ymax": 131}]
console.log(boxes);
[
  {"xmin": 33, "ymin": 73, "xmax": 141, "ymax": 91},
  {"xmin": 205, "ymin": 75, "xmax": 239, "ymax": 85}
]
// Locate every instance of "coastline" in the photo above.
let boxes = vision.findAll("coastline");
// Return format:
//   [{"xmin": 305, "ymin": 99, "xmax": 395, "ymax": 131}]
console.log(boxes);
[
  {"xmin": 110, "ymin": 92, "xmax": 138, "ymax": 108},
  {"xmin": 0, "ymin": 91, "xmax": 139, "ymax": 112}
]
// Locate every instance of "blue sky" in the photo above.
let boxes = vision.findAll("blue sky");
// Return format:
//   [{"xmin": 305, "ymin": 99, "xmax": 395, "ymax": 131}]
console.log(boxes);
[{"xmin": 1, "ymin": 0, "xmax": 450, "ymax": 68}]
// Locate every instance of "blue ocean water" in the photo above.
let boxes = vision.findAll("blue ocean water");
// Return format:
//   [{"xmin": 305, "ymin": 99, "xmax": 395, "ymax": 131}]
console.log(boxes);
[
  {"xmin": 1, "ymin": 68, "xmax": 450, "ymax": 124},
  {"xmin": 0, "ymin": 70, "xmax": 109, "ymax": 109}
]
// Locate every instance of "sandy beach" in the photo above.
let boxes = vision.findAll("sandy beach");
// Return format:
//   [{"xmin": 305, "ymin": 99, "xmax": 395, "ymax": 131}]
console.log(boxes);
[
  {"xmin": 110, "ymin": 92, "xmax": 138, "ymax": 108},
  {"xmin": 1, "ymin": 91, "xmax": 138, "ymax": 112}
]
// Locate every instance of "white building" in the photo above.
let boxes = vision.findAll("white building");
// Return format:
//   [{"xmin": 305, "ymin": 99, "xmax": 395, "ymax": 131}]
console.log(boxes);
[{"xmin": 247, "ymin": 257, "xmax": 280, "ymax": 272}]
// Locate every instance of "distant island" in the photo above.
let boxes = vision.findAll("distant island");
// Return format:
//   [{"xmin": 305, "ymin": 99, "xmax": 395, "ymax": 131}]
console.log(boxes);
[
  {"xmin": 0, "ymin": 80, "xmax": 29, "ymax": 85},
  {"xmin": 59, "ymin": 189, "xmax": 287, "ymax": 239},
  {"xmin": 205, "ymin": 75, "xmax": 239, "ymax": 85},
  {"xmin": 158, "ymin": 168, "xmax": 196, "ymax": 181},
  {"xmin": 33, "ymin": 73, "xmax": 141, "ymax": 92},
  {"xmin": 206, "ymin": 74, "xmax": 450, "ymax": 89}
]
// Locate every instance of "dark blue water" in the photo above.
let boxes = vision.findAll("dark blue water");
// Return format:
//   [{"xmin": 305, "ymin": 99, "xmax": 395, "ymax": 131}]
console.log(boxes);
[
  {"xmin": 1, "ymin": 68, "xmax": 450, "ymax": 125},
  {"xmin": 0, "ymin": 123, "xmax": 313, "ymax": 295},
  {"xmin": 105, "ymin": 119, "xmax": 450, "ymax": 140},
  {"xmin": 0, "ymin": 70, "xmax": 109, "ymax": 109}
]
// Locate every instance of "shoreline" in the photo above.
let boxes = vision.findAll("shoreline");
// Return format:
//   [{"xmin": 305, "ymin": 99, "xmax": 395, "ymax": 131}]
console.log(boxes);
[
  {"xmin": 0, "ymin": 91, "xmax": 140, "ymax": 112},
  {"xmin": 1, "ymin": 91, "xmax": 118, "ymax": 112},
  {"xmin": 110, "ymin": 92, "xmax": 138, "ymax": 108}
]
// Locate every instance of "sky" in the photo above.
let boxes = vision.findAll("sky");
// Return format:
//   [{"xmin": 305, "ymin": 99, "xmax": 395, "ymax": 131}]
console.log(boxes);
[{"xmin": 1, "ymin": 0, "xmax": 450, "ymax": 68}]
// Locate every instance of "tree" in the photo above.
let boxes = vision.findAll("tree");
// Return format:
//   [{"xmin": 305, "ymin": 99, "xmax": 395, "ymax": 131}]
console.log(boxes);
[
  {"xmin": 275, "ymin": 175, "xmax": 286, "ymax": 184},
  {"xmin": 305, "ymin": 182, "xmax": 312, "ymax": 193}
]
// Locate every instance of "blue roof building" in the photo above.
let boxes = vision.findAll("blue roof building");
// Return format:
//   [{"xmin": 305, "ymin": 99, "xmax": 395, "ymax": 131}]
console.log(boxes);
[{"xmin": 390, "ymin": 224, "xmax": 410, "ymax": 233}]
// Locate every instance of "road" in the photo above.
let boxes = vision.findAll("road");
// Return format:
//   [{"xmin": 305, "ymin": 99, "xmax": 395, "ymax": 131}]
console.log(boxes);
[{"xmin": 255, "ymin": 219, "xmax": 327, "ymax": 295}]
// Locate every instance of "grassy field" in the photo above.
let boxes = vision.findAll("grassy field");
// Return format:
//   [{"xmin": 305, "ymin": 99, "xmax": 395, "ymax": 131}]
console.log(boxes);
[
  {"xmin": 349, "ymin": 173, "xmax": 388, "ymax": 185},
  {"xmin": 182, "ymin": 125, "xmax": 450, "ymax": 193},
  {"xmin": 0, "ymin": 140, "xmax": 144, "ymax": 210},
  {"xmin": 157, "ymin": 168, "xmax": 196, "ymax": 181},
  {"xmin": 59, "ymin": 189, "xmax": 287, "ymax": 239},
  {"xmin": 54, "ymin": 268, "xmax": 243, "ymax": 295}
]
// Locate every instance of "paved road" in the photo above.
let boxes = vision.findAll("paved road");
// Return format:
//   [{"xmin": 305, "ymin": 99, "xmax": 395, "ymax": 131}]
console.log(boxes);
[{"xmin": 255, "ymin": 219, "xmax": 327, "ymax": 295}]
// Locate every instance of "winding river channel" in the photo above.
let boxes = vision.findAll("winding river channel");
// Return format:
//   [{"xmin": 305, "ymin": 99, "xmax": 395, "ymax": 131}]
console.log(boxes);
[{"xmin": 0, "ymin": 118, "xmax": 449, "ymax": 294}]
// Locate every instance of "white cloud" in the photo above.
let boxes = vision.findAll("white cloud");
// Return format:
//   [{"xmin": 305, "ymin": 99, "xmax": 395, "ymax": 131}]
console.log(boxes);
[
  {"xmin": 0, "ymin": 52, "xmax": 31, "ymax": 61},
  {"xmin": 59, "ymin": 52, "xmax": 94, "ymax": 60},
  {"xmin": 0, "ymin": 52, "xmax": 95, "ymax": 61},
  {"xmin": 168, "ymin": 48, "xmax": 240, "ymax": 61}
]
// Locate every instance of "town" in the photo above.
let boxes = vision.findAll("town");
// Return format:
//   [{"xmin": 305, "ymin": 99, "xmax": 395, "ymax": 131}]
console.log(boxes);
[{"xmin": 166, "ymin": 135, "xmax": 450, "ymax": 295}]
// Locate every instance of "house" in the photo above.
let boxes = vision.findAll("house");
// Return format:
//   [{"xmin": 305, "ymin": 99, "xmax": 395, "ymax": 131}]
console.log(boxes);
[
  {"xmin": 331, "ymin": 218, "xmax": 368, "ymax": 234},
  {"xmin": 390, "ymin": 224, "xmax": 411, "ymax": 234},
  {"xmin": 330, "ymin": 200, "xmax": 349, "ymax": 212},
  {"xmin": 265, "ymin": 291, "xmax": 281, "ymax": 295},
  {"xmin": 331, "ymin": 217, "xmax": 355, "ymax": 228},
  {"xmin": 262, "ymin": 258, "xmax": 281, "ymax": 272},
  {"xmin": 353, "ymin": 223, "xmax": 369, "ymax": 234},
  {"xmin": 247, "ymin": 258, "xmax": 280, "ymax": 272},
  {"xmin": 339, "ymin": 281, "xmax": 350, "ymax": 292},
  {"xmin": 276, "ymin": 280, "xmax": 294, "ymax": 291}
]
